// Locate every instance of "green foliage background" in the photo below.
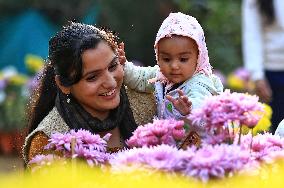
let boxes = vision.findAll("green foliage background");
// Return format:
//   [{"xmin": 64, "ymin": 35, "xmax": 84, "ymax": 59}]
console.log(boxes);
[
  {"xmin": 99, "ymin": 0, "xmax": 243, "ymax": 73},
  {"xmin": 0, "ymin": 85, "xmax": 27, "ymax": 131},
  {"xmin": 0, "ymin": 0, "xmax": 242, "ymax": 131},
  {"xmin": 0, "ymin": 0, "xmax": 242, "ymax": 74}
]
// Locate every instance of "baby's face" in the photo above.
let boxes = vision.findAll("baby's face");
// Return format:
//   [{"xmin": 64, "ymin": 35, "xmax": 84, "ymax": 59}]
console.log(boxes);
[{"xmin": 157, "ymin": 36, "xmax": 198, "ymax": 84}]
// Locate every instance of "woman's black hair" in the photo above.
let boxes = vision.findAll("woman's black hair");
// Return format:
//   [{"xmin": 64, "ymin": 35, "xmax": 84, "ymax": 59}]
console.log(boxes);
[
  {"xmin": 258, "ymin": 0, "xmax": 275, "ymax": 24},
  {"xmin": 27, "ymin": 22, "xmax": 119, "ymax": 134}
]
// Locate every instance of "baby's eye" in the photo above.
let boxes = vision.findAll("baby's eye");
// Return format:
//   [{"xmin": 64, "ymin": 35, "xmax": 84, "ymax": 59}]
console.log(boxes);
[
  {"xmin": 162, "ymin": 57, "xmax": 171, "ymax": 62},
  {"xmin": 180, "ymin": 58, "xmax": 189, "ymax": 62}
]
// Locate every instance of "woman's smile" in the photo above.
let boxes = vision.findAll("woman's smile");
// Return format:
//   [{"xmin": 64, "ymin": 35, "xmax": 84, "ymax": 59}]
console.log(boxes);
[{"xmin": 99, "ymin": 88, "xmax": 118, "ymax": 100}]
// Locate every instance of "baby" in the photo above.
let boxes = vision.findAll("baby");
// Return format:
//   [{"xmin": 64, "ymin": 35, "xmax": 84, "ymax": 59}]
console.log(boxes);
[{"xmin": 122, "ymin": 12, "xmax": 223, "ymax": 120}]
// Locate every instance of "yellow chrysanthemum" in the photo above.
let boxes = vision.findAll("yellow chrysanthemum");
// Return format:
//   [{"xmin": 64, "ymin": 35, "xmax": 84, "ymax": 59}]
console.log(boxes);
[
  {"xmin": 0, "ymin": 162, "xmax": 196, "ymax": 188},
  {"xmin": 25, "ymin": 54, "xmax": 44, "ymax": 73},
  {"xmin": 1, "ymin": 160, "xmax": 284, "ymax": 188},
  {"xmin": 227, "ymin": 74, "xmax": 244, "ymax": 90},
  {"xmin": 227, "ymin": 74, "xmax": 255, "ymax": 92},
  {"xmin": 8, "ymin": 74, "xmax": 28, "ymax": 86},
  {"xmin": 0, "ymin": 72, "xmax": 4, "ymax": 80},
  {"xmin": 262, "ymin": 103, "xmax": 272, "ymax": 119}
]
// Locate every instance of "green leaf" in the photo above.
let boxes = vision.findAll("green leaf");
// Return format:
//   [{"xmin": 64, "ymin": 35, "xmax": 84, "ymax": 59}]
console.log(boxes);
[
  {"xmin": 167, "ymin": 103, "xmax": 173, "ymax": 113},
  {"xmin": 183, "ymin": 123, "xmax": 190, "ymax": 132}
]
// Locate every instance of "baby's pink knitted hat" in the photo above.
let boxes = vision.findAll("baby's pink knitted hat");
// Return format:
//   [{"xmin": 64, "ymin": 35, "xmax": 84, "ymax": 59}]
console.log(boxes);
[{"xmin": 155, "ymin": 12, "xmax": 212, "ymax": 76}]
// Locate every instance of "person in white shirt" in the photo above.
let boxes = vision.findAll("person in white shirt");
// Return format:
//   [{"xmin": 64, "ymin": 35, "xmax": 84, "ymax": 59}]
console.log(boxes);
[
  {"xmin": 275, "ymin": 119, "xmax": 284, "ymax": 138},
  {"xmin": 242, "ymin": 0, "xmax": 284, "ymax": 133}
]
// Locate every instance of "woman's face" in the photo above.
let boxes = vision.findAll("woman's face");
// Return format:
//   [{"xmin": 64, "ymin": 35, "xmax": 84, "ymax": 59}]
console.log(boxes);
[{"xmin": 69, "ymin": 41, "xmax": 124, "ymax": 119}]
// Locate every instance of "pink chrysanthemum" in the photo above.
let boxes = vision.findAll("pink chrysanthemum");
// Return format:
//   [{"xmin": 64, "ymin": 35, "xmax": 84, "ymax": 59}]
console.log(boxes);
[
  {"xmin": 109, "ymin": 143, "xmax": 257, "ymax": 182},
  {"xmin": 183, "ymin": 144, "xmax": 254, "ymax": 182},
  {"xmin": 110, "ymin": 144, "xmax": 188, "ymax": 173},
  {"xmin": 45, "ymin": 129, "xmax": 110, "ymax": 166},
  {"xmin": 237, "ymin": 133, "xmax": 284, "ymax": 162},
  {"xmin": 188, "ymin": 90, "xmax": 264, "ymax": 143},
  {"xmin": 234, "ymin": 67, "xmax": 251, "ymax": 82},
  {"xmin": 29, "ymin": 154, "xmax": 57, "ymax": 166},
  {"xmin": 28, "ymin": 154, "xmax": 64, "ymax": 172},
  {"xmin": 126, "ymin": 119, "xmax": 186, "ymax": 148}
]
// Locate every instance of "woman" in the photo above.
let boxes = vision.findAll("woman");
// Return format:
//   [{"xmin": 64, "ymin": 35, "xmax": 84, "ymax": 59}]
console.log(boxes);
[
  {"xmin": 23, "ymin": 22, "xmax": 156, "ymax": 164},
  {"xmin": 242, "ymin": 0, "xmax": 284, "ymax": 133}
]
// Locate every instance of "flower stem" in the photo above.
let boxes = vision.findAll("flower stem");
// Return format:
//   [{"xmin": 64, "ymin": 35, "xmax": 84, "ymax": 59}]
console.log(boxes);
[
  {"xmin": 250, "ymin": 128, "xmax": 254, "ymax": 153},
  {"xmin": 71, "ymin": 137, "xmax": 76, "ymax": 158},
  {"xmin": 226, "ymin": 123, "xmax": 232, "ymax": 144},
  {"xmin": 238, "ymin": 125, "xmax": 243, "ymax": 145},
  {"xmin": 232, "ymin": 121, "xmax": 235, "ymax": 138}
]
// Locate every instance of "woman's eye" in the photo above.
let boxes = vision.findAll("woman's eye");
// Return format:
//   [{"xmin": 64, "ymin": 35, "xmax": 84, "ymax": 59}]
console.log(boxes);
[
  {"xmin": 86, "ymin": 75, "xmax": 98, "ymax": 81},
  {"xmin": 109, "ymin": 62, "xmax": 118, "ymax": 72}
]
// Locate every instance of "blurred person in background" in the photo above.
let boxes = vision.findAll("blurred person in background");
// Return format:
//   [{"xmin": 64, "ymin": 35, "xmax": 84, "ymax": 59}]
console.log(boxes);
[{"xmin": 242, "ymin": 0, "xmax": 284, "ymax": 133}]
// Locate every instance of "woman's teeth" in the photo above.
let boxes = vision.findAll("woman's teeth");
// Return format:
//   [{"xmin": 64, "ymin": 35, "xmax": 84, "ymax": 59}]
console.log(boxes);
[{"xmin": 101, "ymin": 89, "xmax": 115, "ymax": 96}]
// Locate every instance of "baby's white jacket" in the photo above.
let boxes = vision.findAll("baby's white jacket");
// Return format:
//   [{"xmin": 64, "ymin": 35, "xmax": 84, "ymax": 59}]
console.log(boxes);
[{"xmin": 123, "ymin": 61, "xmax": 224, "ymax": 120}]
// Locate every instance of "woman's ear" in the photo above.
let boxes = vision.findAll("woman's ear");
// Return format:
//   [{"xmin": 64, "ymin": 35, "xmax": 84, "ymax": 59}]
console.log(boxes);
[{"xmin": 55, "ymin": 75, "xmax": 70, "ymax": 94}]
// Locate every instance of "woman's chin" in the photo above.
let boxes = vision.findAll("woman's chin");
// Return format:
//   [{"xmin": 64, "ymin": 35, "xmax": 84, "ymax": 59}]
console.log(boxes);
[{"xmin": 101, "ymin": 95, "xmax": 120, "ymax": 110}]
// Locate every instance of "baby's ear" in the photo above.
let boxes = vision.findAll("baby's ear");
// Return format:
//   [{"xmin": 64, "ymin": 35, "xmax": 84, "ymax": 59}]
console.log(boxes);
[{"xmin": 55, "ymin": 75, "xmax": 71, "ymax": 94}]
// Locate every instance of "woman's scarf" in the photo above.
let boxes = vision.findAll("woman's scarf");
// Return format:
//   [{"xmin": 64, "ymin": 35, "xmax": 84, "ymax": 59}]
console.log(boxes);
[{"xmin": 55, "ymin": 86, "xmax": 137, "ymax": 140}]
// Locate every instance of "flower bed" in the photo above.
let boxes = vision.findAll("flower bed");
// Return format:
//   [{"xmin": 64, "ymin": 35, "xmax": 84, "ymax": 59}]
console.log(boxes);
[{"xmin": 25, "ymin": 90, "xmax": 284, "ymax": 184}]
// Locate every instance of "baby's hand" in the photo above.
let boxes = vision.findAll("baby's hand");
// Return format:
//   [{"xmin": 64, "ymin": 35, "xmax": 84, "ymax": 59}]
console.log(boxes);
[
  {"xmin": 166, "ymin": 89, "xmax": 192, "ymax": 116},
  {"xmin": 118, "ymin": 42, "xmax": 127, "ymax": 65}
]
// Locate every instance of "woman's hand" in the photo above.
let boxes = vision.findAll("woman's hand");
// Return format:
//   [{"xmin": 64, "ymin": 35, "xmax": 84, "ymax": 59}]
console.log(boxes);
[
  {"xmin": 118, "ymin": 42, "xmax": 127, "ymax": 65},
  {"xmin": 166, "ymin": 89, "xmax": 192, "ymax": 116}
]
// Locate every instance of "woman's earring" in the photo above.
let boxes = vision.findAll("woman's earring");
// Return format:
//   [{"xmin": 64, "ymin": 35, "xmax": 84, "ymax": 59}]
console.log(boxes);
[{"xmin": 66, "ymin": 94, "xmax": 71, "ymax": 103}]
